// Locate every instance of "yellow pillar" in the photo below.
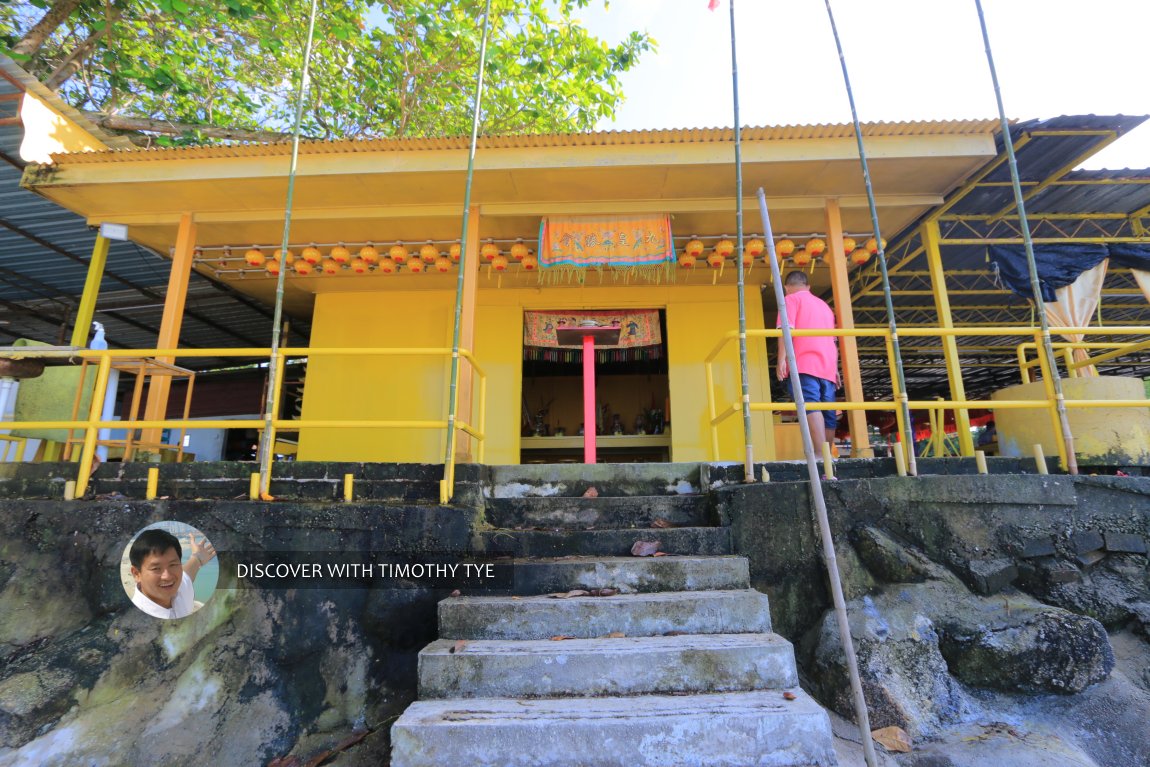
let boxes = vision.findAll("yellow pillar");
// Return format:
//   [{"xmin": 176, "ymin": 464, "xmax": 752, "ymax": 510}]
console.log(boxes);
[
  {"xmin": 70, "ymin": 235, "xmax": 110, "ymax": 347},
  {"xmin": 922, "ymin": 219, "xmax": 974, "ymax": 455},
  {"xmin": 454, "ymin": 206, "xmax": 480, "ymax": 462},
  {"xmin": 824, "ymin": 199, "xmax": 872, "ymax": 457},
  {"xmin": 142, "ymin": 213, "xmax": 196, "ymax": 448}
]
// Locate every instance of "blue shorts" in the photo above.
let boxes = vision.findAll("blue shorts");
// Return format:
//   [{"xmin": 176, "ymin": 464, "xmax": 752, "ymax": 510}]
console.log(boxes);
[{"xmin": 798, "ymin": 374, "xmax": 837, "ymax": 430}]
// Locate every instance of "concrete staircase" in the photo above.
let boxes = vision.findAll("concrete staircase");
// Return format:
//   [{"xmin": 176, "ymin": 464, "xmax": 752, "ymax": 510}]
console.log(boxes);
[{"xmin": 389, "ymin": 465, "xmax": 837, "ymax": 767}]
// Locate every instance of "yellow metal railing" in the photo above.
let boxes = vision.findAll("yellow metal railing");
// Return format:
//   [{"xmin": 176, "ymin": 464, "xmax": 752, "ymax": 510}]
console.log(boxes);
[
  {"xmin": 0, "ymin": 346, "xmax": 486, "ymax": 504},
  {"xmin": 706, "ymin": 325, "xmax": 1150, "ymax": 471}
]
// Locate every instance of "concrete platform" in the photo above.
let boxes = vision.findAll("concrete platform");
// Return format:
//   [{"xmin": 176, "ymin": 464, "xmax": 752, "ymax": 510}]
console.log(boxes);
[
  {"xmin": 477, "ymin": 525, "xmax": 731, "ymax": 557},
  {"xmin": 390, "ymin": 689, "xmax": 837, "ymax": 767},
  {"xmin": 438, "ymin": 589, "xmax": 772, "ymax": 640},
  {"xmin": 418, "ymin": 632, "xmax": 799, "ymax": 698},
  {"xmin": 486, "ymin": 494, "xmax": 715, "ymax": 530},
  {"xmin": 508, "ymin": 554, "xmax": 750, "ymax": 595}
]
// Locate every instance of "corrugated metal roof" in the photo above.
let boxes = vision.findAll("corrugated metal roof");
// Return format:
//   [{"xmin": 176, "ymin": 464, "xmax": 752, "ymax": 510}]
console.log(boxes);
[{"xmin": 50, "ymin": 118, "xmax": 1004, "ymax": 164}]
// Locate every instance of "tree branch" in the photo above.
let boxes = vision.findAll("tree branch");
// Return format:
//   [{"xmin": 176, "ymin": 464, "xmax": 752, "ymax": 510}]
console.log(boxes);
[
  {"xmin": 81, "ymin": 111, "xmax": 293, "ymax": 142},
  {"xmin": 45, "ymin": 7, "xmax": 123, "ymax": 90},
  {"xmin": 11, "ymin": 0, "xmax": 84, "ymax": 59}
]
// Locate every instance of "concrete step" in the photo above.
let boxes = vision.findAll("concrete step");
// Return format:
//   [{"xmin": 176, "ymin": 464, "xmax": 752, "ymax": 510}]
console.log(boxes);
[
  {"xmin": 439, "ymin": 589, "xmax": 771, "ymax": 641},
  {"xmin": 508, "ymin": 555, "xmax": 749, "ymax": 595},
  {"xmin": 487, "ymin": 462, "xmax": 702, "ymax": 498},
  {"xmin": 477, "ymin": 526, "xmax": 731, "ymax": 558},
  {"xmin": 486, "ymin": 494, "xmax": 714, "ymax": 530},
  {"xmin": 390, "ymin": 689, "xmax": 837, "ymax": 767},
  {"xmin": 419, "ymin": 632, "xmax": 798, "ymax": 699}
]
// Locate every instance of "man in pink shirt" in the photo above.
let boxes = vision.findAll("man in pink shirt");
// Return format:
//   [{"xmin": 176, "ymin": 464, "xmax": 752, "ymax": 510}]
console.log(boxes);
[{"xmin": 777, "ymin": 270, "xmax": 839, "ymax": 449}]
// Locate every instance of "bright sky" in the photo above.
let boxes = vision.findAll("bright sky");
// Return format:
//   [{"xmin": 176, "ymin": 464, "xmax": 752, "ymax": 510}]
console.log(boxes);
[{"xmin": 577, "ymin": 0, "xmax": 1148, "ymax": 170}]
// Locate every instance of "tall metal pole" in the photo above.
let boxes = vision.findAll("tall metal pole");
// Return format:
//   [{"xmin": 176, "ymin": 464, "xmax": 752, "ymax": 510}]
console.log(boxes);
[
  {"xmin": 258, "ymin": 0, "xmax": 320, "ymax": 497},
  {"xmin": 443, "ymin": 0, "xmax": 494, "ymax": 478},
  {"xmin": 823, "ymin": 0, "xmax": 917, "ymax": 475},
  {"xmin": 974, "ymin": 0, "xmax": 1077, "ymax": 474},
  {"xmin": 725, "ymin": 0, "xmax": 755, "ymax": 478},
  {"xmin": 759, "ymin": 189, "xmax": 879, "ymax": 767}
]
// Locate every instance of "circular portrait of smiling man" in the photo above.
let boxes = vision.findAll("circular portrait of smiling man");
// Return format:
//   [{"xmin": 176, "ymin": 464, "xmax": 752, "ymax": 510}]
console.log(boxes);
[{"xmin": 122, "ymin": 522, "xmax": 218, "ymax": 620}]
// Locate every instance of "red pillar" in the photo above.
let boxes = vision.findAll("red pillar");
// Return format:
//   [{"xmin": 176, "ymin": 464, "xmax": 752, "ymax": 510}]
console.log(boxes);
[{"xmin": 583, "ymin": 334, "xmax": 596, "ymax": 464}]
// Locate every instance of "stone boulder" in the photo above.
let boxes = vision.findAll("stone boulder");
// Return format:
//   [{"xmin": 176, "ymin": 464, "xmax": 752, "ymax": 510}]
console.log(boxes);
[{"xmin": 938, "ymin": 609, "xmax": 1115, "ymax": 694}]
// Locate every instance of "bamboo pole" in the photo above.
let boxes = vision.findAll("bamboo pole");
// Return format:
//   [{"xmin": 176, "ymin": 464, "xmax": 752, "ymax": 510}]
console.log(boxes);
[
  {"xmin": 442, "ymin": 0, "xmax": 493, "ymax": 502},
  {"xmin": 725, "ymin": 0, "xmax": 755, "ymax": 479},
  {"xmin": 758, "ymin": 188, "xmax": 879, "ymax": 767},
  {"xmin": 974, "ymin": 0, "xmax": 1077, "ymax": 474},
  {"xmin": 824, "ymin": 0, "xmax": 917, "ymax": 476},
  {"xmin": 257, "ymin": 0, "xmax": 320, "ymax": 497}
]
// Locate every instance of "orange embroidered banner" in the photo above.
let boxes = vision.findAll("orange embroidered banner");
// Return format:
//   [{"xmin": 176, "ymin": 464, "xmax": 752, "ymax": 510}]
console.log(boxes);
[{"xmin": 538, "ymin": 214, "xmax": 674, "ymax": 269}]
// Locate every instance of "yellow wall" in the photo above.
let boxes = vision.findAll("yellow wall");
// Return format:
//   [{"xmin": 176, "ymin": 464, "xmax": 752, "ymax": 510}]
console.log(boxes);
[
  {"xmin": 297, "ymin": 291, "xmax": 452, "ymax": 462},
  {"xmin": 299, "ymin": 283, "xmax": 775, "ymax": 463},
  {"xmin": 992, "ymin": 376, "xmax": 1150, "ymax": 464}
]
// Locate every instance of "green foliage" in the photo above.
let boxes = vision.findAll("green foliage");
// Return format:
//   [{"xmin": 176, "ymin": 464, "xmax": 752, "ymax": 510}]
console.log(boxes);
[{"xmin": 1, "ymin": 0, "xmax": 653, "ymax": 142}]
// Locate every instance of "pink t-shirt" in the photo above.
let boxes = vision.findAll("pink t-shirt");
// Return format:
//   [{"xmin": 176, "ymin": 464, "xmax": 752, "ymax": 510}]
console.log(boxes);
[{"xmin": 778, "ymin": 290, "xmax": 838, "ymax": 383}]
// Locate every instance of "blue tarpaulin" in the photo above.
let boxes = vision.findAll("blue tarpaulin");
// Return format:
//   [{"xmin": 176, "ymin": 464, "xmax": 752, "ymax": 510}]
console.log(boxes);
[{"xmin": 988, "ymin": 243, "xmax": 1150, "ymax": 302}]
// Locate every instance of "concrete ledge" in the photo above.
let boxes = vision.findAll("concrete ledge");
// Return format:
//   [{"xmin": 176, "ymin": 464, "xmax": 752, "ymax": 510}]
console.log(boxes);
[
  {"xmin": 509, "ymin": 555, "xmax": 749, "ymax": 595},
  {"xmin": 486, "ymin": 494, "xmax": 714, "ymax": 530},
  {"xmin": 476, "ymin": 527, "xmax": 731, "ymax": 557},
  {"xmin": 418, "ymin": 633, "xmax": 798, "ymax": 698},
  {"xmin": 390, "ymin": 689, "xmax": 836, "ymax": 767},
  {"xmin": 438, "ymin": 589, "xmax": 772, "ymax": 640}
]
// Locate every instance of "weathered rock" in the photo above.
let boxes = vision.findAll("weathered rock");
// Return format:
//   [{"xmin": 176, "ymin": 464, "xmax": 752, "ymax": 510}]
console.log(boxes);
[
  {"xmin": 962, "ymin": 558, "xmax": 1018, "ymax": 596},
  {"xmin": 807, "ymin": 589, "xmax": 978, "ymax": 739},
  {"xmin": 1103, "ymin": 532, "xmax": 1148, "ymax": 555},
  {"xmin": 1070, "ymin": 531, "xmax": 1105, "ymax": 555},
  {"xmin": 1019, "ymin": 536, "xmax": 1057, "ymax": 559},
  {"xmin": 852, "ymin": 527, "xmax": 957, "ymax": 585},
  {"xmin": 939, "ymin": 609, "xmax": 1114, "ymax": 693},
  {"xmin": 1018, "ymin": 554, "xmax": 1150, "ymax": 628},
  {"xmin": 835, "ymin": 541, "xmax": 878, "ymax": 600}
]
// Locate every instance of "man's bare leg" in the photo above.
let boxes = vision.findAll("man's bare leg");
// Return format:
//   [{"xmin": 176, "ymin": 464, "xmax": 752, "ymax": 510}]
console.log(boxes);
[{"xmin": 806, "ymin": 411, "xmax": 826, "ymax": 452}]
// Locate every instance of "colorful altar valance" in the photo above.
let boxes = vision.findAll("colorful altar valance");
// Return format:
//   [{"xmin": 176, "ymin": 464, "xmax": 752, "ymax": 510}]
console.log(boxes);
[
  {"xmin": 538, "ymin": 214, "xmax": 674, "ymax": 270},
  {"xmin": 524, "ymin": 309, "xmax": 662, "ymax": 350}
]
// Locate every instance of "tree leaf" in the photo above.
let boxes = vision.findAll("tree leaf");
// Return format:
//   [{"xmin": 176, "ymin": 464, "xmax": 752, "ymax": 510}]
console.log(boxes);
[{"xmin": 872, "ymin": 726, "xmax": 912, "ymax": 753}]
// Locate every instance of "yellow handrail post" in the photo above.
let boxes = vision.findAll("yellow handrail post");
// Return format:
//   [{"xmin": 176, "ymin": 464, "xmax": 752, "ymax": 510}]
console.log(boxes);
[
  {"xmin": 477, "ymin": 365, "xmax": 487, "ymax": 465},
  {"xmin": 74, "ymin": 354, "xmax": 112, "ymax": 499},
  {"xmin": 922, "ymin": 220, "xmax": 973, "ymax": 456},
  {"xmin": 885, "ymin": 334, "xmax": 910, "ymax": 473},
  {"xmin": 705, "ymin": 360, "xmax": 719, "ymax": 460},
  {"xmin": 1062, "ymin": 347, "xmax": 1076, "ymax": 378},
  {"xmin": 1032, "ymin": 331, "xmax": 1071, "ymax": 471}
]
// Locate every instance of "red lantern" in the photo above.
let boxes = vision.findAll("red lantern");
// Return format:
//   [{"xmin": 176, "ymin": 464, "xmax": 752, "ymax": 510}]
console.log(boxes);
[
  {"xmin": 330, "ymin": 244, "xmax": 351, "ymax": 264},
  {"xmin": 321, "ymin": 259, "xmax": 340, "ymax": 275},
  {"xmin": 273, "ymin": 248, "xmax": 295, "ymax": 266},
  {"xmin": 510, "ymin": 241, "xmax": 529, "ymax": 261},
  {"xmin": 389, "ymin": 243, "xmax": 409, "ymax": 264},
  {"xmin": 491, "ymin": 254, "xmax": 509, "ymax": 272},
  {"xmin": 351, "ymin": 257, "xmax": 371, "ymax": 274},
  {"xmin": 850, "ymin": 248, "xmax": 870, "ymax": 266},
  {"xmin": 359, "ymin": 243, "xmax": 379, "ymax": 265},
  {"xmin": 420, "ymin": 243, "xmax": 439, "ymax": 264},
  {"xmin": 714, "ymin": 238, "xmax": 735, "ymax": 258},
  {"xmin": 301, "ymin": 244, "xmax": 322, "ymax": 265},
  {"xmin": 791, "ymin": 248, "xmax": 812, "ymax": 267},
  {"xmin": 449, "ymin": 243, "xmax": 462, "ymax": 262},
  {"xmin": 745, "ymin": 238, "xmax": 765, "ymax": 259},
  {"xmin": 434, "ymin": 257, "xmax": 452, "ymax": 273},
  {"xmin": 707, "ymin": 250, "xmax": 725, "ymax": 268},
  {"xmin": 375, "ymin": 257, "xmax": 396, "ymax": 274},
  {"xmin": 408, "ymin": 258, "xmax": 425, "ymax": 274},
  {"xmin": 805, "ymin": 238, "xmax": 826, "ymax": 259},
  {"xmin": 842, "ymin": 237, "xmax": 856, "ymax": 254},
  {"xmin": 294, "ymin": 259, "xmax": 314, "ymax": 275},
  {"xmin": 481, "ymin": 242, "xmax": 500, "ymax": 262},
  {"xmin": 775, "ymin": 239, "xmax": 795, "ymax": 260},
  {"xmin": 679, "ymin": 253, "xmax": 697, "ymax": 269},
  {"xmin": 685, "ymin": 239, "xmax": 705, "ymax": 258},
  {"xmin": 264, "ymin": 257, "xmax": 280, "ymax": 275},
  {"xmin": 244, "ymin": 247, "xmax": 265, "ymax": 268},
  {"xmin": 521, "ymin": 254, "xmax": 539, "ymax": 271}
]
